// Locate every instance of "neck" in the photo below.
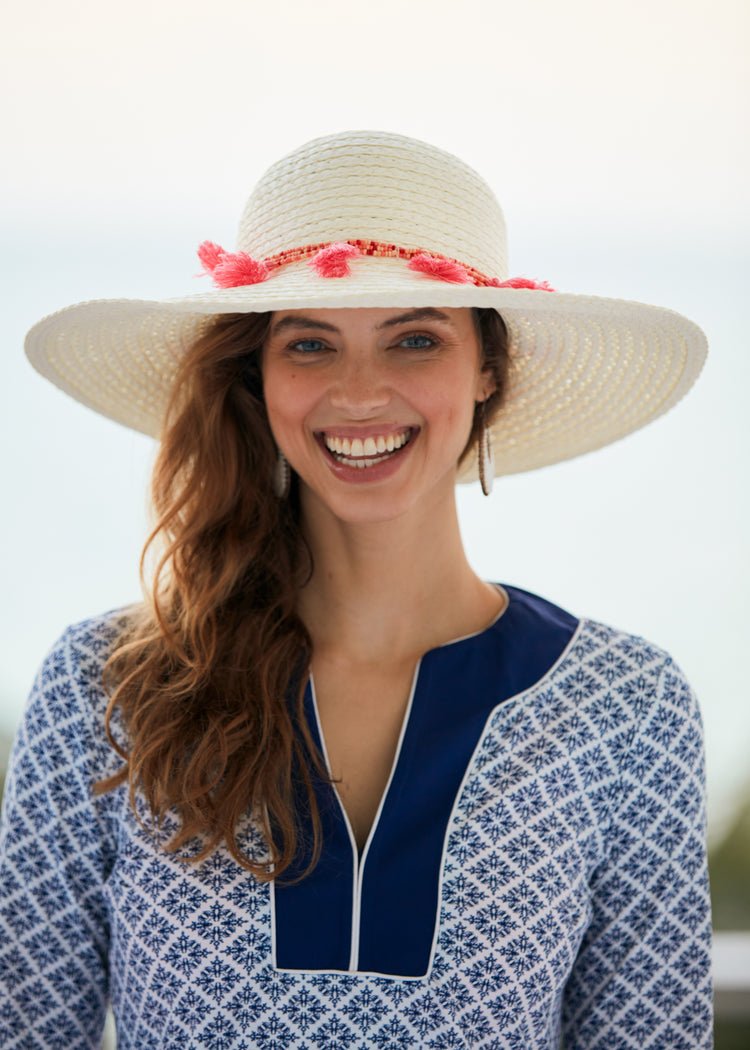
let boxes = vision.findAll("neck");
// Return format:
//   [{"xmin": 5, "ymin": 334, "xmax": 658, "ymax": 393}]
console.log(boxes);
[{"xmin": 296, "ymin": 484, "xmax": 503, "ymax": 665}]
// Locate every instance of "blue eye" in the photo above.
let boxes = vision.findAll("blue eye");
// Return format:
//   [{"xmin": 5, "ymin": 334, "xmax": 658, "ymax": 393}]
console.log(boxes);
[
  {"xmin": 399, "ymin": 334, "xmax": 434, "ymax": 350},
  {"xmin": 291, "ymin": 338, "xmax": 327, "ymax": 354}
]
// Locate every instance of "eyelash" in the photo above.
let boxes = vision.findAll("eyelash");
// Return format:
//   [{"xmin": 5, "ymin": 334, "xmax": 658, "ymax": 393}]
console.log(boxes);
[
  {"xmin": 286, "ymin": 332, "xmax": 439, "ymax": 355},
  {"xmin": 398, "ymin": 333, "xmax": 436, "ymax": 350},
  {"xmin": 288, "ymin": 338, "xmax": 328, "ymax": 354}
]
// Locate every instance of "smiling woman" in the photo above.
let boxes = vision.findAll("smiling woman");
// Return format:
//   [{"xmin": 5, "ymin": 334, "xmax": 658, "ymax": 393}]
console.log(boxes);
[{"xmin": 2, "ymin": 131, "xmax": 712, "ymax": 1049}]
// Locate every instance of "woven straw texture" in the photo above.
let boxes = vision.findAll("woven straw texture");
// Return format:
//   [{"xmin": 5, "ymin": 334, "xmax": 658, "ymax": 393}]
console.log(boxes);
[{"xmin": 24, "ymin": 131, "xmax": 707, "ymax": 478}]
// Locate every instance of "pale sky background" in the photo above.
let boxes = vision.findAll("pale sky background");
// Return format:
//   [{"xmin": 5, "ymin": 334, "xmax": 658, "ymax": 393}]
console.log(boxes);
[{"xmin": 1, "ymin": 0, "xmax": 748, "ymax": 843}]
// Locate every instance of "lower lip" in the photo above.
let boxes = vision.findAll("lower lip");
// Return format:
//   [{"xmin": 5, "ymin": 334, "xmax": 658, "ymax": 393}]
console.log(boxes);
[{"xmin": 318, "ymin": 434, "xmax": 417, "ymax": 484}]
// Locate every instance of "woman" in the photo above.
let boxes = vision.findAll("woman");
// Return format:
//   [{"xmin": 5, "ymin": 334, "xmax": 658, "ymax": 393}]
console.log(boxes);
[{"xmin": 1, "ymin": 132, "xmax": 712, "ymax": 1048}]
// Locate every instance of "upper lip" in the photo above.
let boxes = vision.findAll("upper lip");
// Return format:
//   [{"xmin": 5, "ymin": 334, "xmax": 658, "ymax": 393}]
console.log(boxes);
[
  {"xmin": 318, "ymin": 426, "xmax": 416, "ymax": 457},
  {"xmin": 316, "ymin": 424, "xmax": 417, "ymax": 440}
]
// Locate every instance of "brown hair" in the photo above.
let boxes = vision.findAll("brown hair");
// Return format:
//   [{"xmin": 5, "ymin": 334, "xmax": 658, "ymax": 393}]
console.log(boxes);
[{"xmin": 98, "ymin": 307, "xmax": 510, "ymax": 880}]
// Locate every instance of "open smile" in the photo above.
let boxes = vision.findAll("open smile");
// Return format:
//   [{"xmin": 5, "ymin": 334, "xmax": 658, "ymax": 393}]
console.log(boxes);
[
  {"xmin": 322, "ymin": 428, "xmax": 414, "ymax": 468},
  {"xmin": 320, "ymin": 428, "xmax": 415, "ymax": 469}
]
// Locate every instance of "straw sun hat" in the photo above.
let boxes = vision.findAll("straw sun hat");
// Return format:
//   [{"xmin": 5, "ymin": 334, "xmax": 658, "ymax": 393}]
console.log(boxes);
[{"xmin": 25, "ymin": 130, "xmax": 707, "ymax": 480}]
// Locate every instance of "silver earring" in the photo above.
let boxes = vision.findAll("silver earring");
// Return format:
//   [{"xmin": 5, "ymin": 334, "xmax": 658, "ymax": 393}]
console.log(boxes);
[
  {"xmin": 477, "ymin": 408, "xmax": 494, "ymax": 497},
  {"xmin": 273, "ymin": 448, "xmax": 291, "ymax": 499}
]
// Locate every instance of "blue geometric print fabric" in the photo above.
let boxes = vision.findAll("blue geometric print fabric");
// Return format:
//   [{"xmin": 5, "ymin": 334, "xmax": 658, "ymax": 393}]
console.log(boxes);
[{"xmin": 0, "ymin": 605, "xmax": 712, "ymax": 1048}]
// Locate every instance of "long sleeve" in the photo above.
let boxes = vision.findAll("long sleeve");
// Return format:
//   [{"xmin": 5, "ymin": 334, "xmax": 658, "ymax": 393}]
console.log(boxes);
[
  {"xmin": 0, "ymin": 620, "xmax": 122, "ymax": 1049},
  {"xmin": 562, "ymin": 655, "xmax": 713, "ymax": 1047}
]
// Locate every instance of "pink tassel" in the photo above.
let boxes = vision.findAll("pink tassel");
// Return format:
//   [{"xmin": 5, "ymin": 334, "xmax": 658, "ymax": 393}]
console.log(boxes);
[
  {"xmin": 309, "ymin": 242, "xmax": 362, "ymax": 278},
  {"xmin": 197, "ymin": 241, "xmax": 269, "ymax": 287},
  {"xmin": 408, "ymin": 253, "xmax": 470, "ymax": 284},
  {"xmin": 212, "ymin": 252, "xmax": 269, "ymax": 288},
  {"xmin": 486, "ymin": 276, "xmax": 556, "ymax": 291},
  {"xmin": 197, "ymin": 240, "xmax": 227, "ymax": 274}
]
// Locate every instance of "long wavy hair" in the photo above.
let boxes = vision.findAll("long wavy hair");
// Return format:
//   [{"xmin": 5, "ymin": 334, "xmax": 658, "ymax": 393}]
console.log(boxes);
[{"xmin": 97, "ymin": 307, "xmax": 510, "ymax": 881}]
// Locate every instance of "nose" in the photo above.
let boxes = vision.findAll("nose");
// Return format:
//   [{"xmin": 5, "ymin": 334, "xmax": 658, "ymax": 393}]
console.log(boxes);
[{"xmin": 327, "ymin": 354, "xmax": 392, "ymax": 417}]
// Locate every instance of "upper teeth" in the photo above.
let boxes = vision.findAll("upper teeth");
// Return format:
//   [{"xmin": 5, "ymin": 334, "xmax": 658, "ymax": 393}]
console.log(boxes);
[{"xmin": 324, "ymin": 430, "xmax": 411, "ymax": 457}]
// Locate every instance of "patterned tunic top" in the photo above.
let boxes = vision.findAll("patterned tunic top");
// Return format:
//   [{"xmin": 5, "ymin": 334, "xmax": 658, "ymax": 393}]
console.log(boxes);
[{"xmin": 0, "ymin": 587, "xmax": 712, "ymax": 1048}]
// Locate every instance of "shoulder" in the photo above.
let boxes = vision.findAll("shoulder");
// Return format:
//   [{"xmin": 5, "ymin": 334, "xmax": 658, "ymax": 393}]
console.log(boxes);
[
  {"xmin": 501, "ymin": 582, "xmax": 686, "ymax": 689},
  {"xmin": 545, "ymin": 615, "xmax": 704, "ymax": 775},
  {"xmin": 499, "ymin": 587, "xmax": 702, "ymax": 747},
  {"xmin": 569, "ymin": 615, "xmax": 695, "ymax": 702},
  {"xmin": 32, "ymin": 609, "xmax": 133, "ymax": 713},
  {"xmin": 49, "ymin": 604, "xmax": 133, "ymax": 653},
  {"xmin": 503, "ymin": 585, "xmax": 675, "ymax": 670},
  {"xmin": 498, "ymin": 583, "xmax": 682, "ymax": 700},
  {"xmin": 567, "ymin": 615, "xmax": 673, "ymax": 679},
  {"xmin": 38, "ymin": 606, "xmax": 134, "ymax": 687},
  {"xmin": 17, "ymin": 607, "xmax": 136, "ymax": 770}
]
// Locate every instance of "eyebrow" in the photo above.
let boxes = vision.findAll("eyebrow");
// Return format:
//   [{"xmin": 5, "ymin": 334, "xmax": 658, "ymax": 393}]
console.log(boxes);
[
  {"xmin": 376, "ymin": 308, "xmax": 454, "ymax": 330},
  {"xmin": 269, "ymin": 314, "xmax": 341, "ymax": 336},
  {"xmin": 269, "ymin": 308, "xmax": 455, "ymax": 338}
]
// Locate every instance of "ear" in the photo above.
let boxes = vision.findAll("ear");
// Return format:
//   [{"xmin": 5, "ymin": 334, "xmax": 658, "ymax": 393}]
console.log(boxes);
[{"xmin": 475, "ymin": 366, "xmax": 496, "ymax": 404}]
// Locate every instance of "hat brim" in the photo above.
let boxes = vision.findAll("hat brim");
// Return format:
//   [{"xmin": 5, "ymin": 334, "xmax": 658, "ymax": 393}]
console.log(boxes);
[{"xmin": 24, "ymin": 256, "xmax": 707, "ymax": 479}]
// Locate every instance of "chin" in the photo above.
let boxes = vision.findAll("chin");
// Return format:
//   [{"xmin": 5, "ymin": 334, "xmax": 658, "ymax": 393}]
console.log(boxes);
[{"xmin": 300, "ymin": 471, "xmax": 458, "ymax": 530}]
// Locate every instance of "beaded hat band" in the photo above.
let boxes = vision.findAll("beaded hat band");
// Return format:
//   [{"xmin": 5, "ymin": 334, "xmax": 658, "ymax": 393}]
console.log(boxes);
[{"xmin": 24, "ymin": 131, "xmax": 707, "ymax": 478}]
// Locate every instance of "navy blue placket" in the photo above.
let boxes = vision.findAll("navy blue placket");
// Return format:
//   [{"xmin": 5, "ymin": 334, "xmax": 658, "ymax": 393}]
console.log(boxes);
[
  {"xmin": 273, "ymin": 691, "xmax": 356, "ymax": 972},
  {"xmin": 273, "ymin": 586, "xmax": 579, "ymax": 976}
]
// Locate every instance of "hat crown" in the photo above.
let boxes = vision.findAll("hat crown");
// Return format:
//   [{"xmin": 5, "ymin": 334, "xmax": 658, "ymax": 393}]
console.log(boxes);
[{"xmin": 237, "ymin": 131, "xmax": 509, "ymax": 278}]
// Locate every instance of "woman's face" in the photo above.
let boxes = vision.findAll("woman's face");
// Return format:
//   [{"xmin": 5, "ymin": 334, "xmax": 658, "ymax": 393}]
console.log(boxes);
[{"xmin": 262, "ymin": 307, "xmax": 494, "ymax": 526}]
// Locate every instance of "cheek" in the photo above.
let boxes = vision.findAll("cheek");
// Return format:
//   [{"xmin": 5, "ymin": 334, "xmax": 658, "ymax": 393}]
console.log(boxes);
[
  {"xmin": 262, "ymin": 373, "xmax": 291, "ymax": 437},
  {"xmin": 263, "ymin": 370, "xmax": 319, "ymax": 447},
  {"xmin": 422, "ymin": 389, "xmax": 477, "ymax": 454},
  {"xmin": 434, "ymin": 368, "xmax": 483, "ymax": 419}
]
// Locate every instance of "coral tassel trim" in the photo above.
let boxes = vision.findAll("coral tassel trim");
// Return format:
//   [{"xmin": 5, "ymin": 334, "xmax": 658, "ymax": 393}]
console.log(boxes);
[
  {"xmin": 309, "ymin": 242, "xmax": 362, "ymax": 278},
  {"xmin": 408, "ymin": 253, "xmax": 470, "ymax": 284},
  {"xmin": 197, "ymin": 238, "xmax": 555, "ymax": 291},
  {"xmin": 197, "ymin": 241, "xmax": 269, "ymax": 288}
]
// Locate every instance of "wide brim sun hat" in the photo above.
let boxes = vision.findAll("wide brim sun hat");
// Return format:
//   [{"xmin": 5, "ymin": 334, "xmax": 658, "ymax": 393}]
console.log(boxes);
[{"xmin": 24, "ymin": 130, "xmax": 707, "ymax": 480}]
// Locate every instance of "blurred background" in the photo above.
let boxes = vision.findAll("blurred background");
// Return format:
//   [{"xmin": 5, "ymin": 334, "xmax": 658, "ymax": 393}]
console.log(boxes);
[{"xmin": 1, "ymin": 0, "xmax": 748, "ymax": 1041}]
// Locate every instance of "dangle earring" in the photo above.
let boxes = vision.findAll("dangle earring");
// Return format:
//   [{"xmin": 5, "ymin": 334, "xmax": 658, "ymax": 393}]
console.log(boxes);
[
  {"xmin": 273, "ymin": 448, "xmax": 291, "ymax": 499},
  {"xmin": 477, "ymin": 403, "xmax": 495, "ymax": 497}
]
